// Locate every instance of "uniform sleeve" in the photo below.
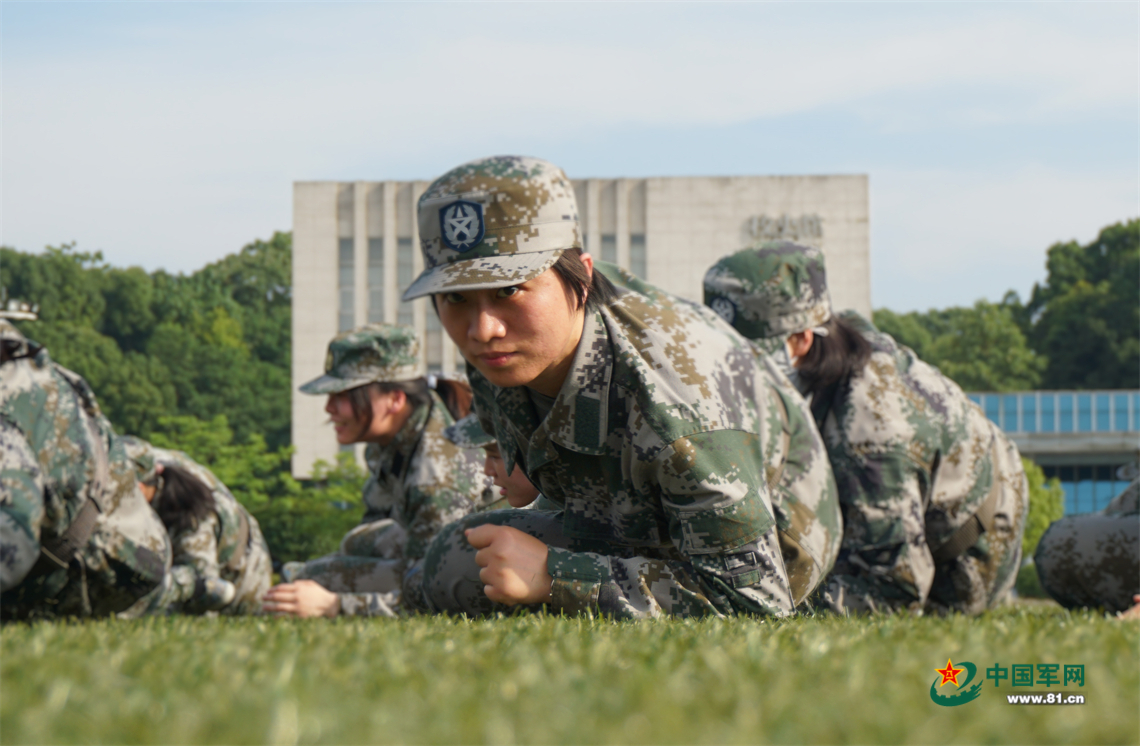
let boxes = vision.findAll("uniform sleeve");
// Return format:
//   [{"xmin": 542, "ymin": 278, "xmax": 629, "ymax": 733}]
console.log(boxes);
[
  {"xmin": 402, "ymin": 484, "xmax": 477, "ymax": 561},
  {"xmin": 546, "ymin": 430, "xmax": 794, "ymax": 619},
  {"xmin": 814, "ymin": 447, "xmax": 935, "ymax": 614},
  {"xmin": 0, "ymin": 419, "xmax": 45, "ymax": 591},
  {"xmin": 171, "ymin": 512, "xmax": 222, "ymax": 582}
]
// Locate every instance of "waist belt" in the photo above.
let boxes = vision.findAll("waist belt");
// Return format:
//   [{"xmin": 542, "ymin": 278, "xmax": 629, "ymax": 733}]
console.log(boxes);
[
  {"xmin": 223, "ymin": 508, "xmax": 251, "ymax": 572},
  {"xmin": 28, "ymin": 498, "xmax": 102, "ymax": 578},
  {"xmin": 930, "ymin": 448, "xmax": 1003, "ymax": 563}
]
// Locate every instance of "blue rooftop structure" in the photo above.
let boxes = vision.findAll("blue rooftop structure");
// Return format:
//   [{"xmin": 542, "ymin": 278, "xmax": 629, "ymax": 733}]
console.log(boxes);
[{"xmin": 967, "ymin": 391, "xmax": 1139, "ymax": 515}]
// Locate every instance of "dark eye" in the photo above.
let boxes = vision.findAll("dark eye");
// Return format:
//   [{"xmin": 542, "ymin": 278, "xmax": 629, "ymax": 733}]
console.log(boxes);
[
  {"xmin": 496, "ymin": 286, "xmax": 520, "ymax": 298},
  {"xmin": 442, "ymin": 292, "xmax": 465, "ymax": 304}
]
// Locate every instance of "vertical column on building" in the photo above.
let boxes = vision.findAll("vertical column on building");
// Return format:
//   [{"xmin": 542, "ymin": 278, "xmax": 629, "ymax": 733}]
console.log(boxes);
[
  {"xmin": 336, "ymin": 184, "xmax": 355, "ymax": 333},
  {"xmin": 586, "ymin": 180, "xmax": 601, "ymax": 263},
  {"xmin": 615, "ymin": 178, "xmax": 630, "ymax": 270},
  {"xmin": 396, "ymin": 184, "xmax": 415, "ymax": 328},
  {"xmin": 599, "ymin": 181, "xmax": 617, "ymax": 264},
  {"xmin": 411, "ymin": 182, "xmax": 432, "ymax": 373},
  {"xmin": 383, "ymin": 182, "xmax": 399, "ymax": 325},
  {"xmin": 367, "ymin": 183, "xmax": 385, "ymax": 324},
  {"xmin": 629, "ymin": 180, "xmax": 648, "ymax": 279},
  {"xmin": 353, "ymin": 182, "xmax": 369, "ymax": 329}
]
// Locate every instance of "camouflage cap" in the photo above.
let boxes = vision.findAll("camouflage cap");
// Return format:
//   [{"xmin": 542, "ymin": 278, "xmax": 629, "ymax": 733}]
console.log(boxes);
[
  {"xmin": 401, "ymin": 155, "xmax": 581, "ymax": 300},
  {"xmin": 703, "ymin": 241, "xmax": 832, "ymax": 341},
  {"xmin": 120, "ymin": 435, "xmax": 159, "ymax": 485},
  {"xmin": 299, "ymin": 323, "xmax": 426, "ymax": 395},
  {"xmin": 442, "ymin": 413, "xmax": 496, "ymax": 449}
]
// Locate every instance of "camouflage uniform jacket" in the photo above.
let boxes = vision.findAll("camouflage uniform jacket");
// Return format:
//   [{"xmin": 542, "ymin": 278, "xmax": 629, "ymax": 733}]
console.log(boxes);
[
  {"xmin": 341, "ymin": 389, "xmax": 495, "ymax": 614},
  {"xmin": 127, "ymin": 440, "xmax": 272, "ymax": 614},
  {"xmin": 0, "ymin": 332, "xmax": 170, "ymax": 618},
  {"xmin": 595, "ymin": 262, "xmax": 841, "ymax": 604},
  {"xmin": 813, "ymin": 311, "xmax": 1017, "ymax": 612},
  {"xmin": 469, "ymin": 284, "xmax": 796, "ymax": 619}
]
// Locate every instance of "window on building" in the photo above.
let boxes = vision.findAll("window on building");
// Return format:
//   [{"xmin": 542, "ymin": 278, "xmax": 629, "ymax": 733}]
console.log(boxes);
[
  {"xmin": 1041, "ymin": 394, "xmax": 1056, "ymax": 433},
  {"xmin": 1059, "ymin": 395, "xmax": 1073, "ymax": 432},
  {"xmin": 1096, "ymin": 394, "xmax": 1111, "ymax": 432},
  {"xmin": 397, "ymin": 237, "xmax": 414, "ymax": 327},
  {"xmin": 1077, "ymin": 394, "xmax": 1092, "ymax": 432},
  {"xmin": 338, "ymin": 238, "xmax": 354, "ymax": 332},
  {"xmin": 426, "ymin": 310, "xmax": 443, "ymax": 373},
  {"xmin": 368, "ymin": 238, "xmax": 384, "ymax": 324},
  {"xmin": 629, "ymin": 234, "xmax": 646, "ymax": 279},
  {"xmin": 984, "ymin": 396, "xmax": 1000, "ymax": 426},
  {"xmin": 1003, "ymin": 395, "xmax": 1018, "ymax": 432},
  {"xmin": 601, "ymin": 234, "xmax": 616, "ymax": 264},
  {"xmin": 1021, "ymin": 395, "xmax": 1037, "ymax": 433},
  {"xmin": 1114, "ymin": 393, "xmax": 1130, "ymax": 432},
  {"xmin": 1043, "ymin": 462, "xmax": 1133, "ymax": 515}
]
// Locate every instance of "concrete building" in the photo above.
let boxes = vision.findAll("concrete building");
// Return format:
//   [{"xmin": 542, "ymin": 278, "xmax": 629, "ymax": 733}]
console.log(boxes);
[{"xmin": 292, "ymin": 174, "xmax": 871, "ymax": 477}]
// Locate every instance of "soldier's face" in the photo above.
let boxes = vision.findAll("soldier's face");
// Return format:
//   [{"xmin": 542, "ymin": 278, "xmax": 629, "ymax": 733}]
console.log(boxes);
[
  {"xmin": 482, "ymin": 444, "xmax": 540, "ymax": 508},
  {"xmin": 435, "ymin": 258, "xmax": 591, "ymax": 397}
]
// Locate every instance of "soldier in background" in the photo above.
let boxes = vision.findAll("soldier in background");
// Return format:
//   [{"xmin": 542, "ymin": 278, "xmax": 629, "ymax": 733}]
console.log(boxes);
[
  {"xmin": 406, "ymin": 155, "xmax": 802, "ymax": 619},
  {"xmin": 122, "ymin": 437, "xmax": 273, "ymax": 615},
  {"xmin": 1035, "ymin": 477, "xmax": 1139, "ymax": 615},
  {"xmin": 263, "ymin": 325, "xmax": 496, "ymax": 618},
  {"xmin": 0, "ymin": 318, "xmax": 171, "ymax": 619},
  {"xmin": 704, "ymin": 242, "xmax": 1028, "ymax": 615},
  {"xmin": 444, "ymin": 413, "xmax": 542, "ymax": 510}
]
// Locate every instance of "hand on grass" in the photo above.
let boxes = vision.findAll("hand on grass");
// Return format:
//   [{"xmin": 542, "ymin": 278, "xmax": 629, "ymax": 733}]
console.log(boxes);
[
  {"xmin": 465, "ymin": 524, "xmax": 552, "ymax": 605},
  {"xmin": 262, "ymin": 580, "xmax": 339, "ymax": 618}
]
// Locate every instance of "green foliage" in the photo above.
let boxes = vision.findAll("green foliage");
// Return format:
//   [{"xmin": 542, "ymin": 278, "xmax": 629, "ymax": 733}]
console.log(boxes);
[
  {"xmin": 874, "ymin": 219, "xmax": 1138, "ymax": 392},
  {"xmin": 3, "ymin": 608, "xmax": 1136, "ymax": 745},
  {"xmin": 1015, "ymin": 562, "xmax": 1047, "ymax": 599},
  {"xmin": 1021, "ymin": 458, "xmax": 1066, "ymax": 558},
  {"xmin": 1, "ymin": 233, "xmax": 293, "ymax": 448},
  {"xmin": 873, "ymin": 301, "xmax": 1045, "ymax": 391},
  {"xmin": 253, "ymin": 453, "xmax": 367, "ymax": 563}
]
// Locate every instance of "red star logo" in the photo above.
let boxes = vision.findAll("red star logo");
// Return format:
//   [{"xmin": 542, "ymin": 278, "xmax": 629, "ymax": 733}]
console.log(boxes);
[{"xmin": 935, "ymin": 658, "xmax": 964, "ymax": 688}]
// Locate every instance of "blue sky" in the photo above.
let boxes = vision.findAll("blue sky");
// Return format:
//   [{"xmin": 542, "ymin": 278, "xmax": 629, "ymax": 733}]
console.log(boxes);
[{"xmin": 3, "ymin": 1, "xmax": 1136, "ymax": 311}]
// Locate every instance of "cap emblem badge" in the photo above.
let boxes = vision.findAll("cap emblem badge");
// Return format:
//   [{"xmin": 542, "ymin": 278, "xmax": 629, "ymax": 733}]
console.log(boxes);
[{"xmin": 440, "ymin": 200, "xmax": 485, "ymax": 253}]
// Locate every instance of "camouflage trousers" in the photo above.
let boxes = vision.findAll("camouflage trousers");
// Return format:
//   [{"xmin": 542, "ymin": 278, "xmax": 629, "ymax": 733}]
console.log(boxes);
[
  {"xmin": 285, "ymin": 519, "xmax": 407, "ymax": 595},
  {"xmin": 1035, "ymin": 513, "xmax": 1139, "ymax": 614},
  {"xmin": 816, "ymin": 433, "xmax": 1028, "ymax": 616}
]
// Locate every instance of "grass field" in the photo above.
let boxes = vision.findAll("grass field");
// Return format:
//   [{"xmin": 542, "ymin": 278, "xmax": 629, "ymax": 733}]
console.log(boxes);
[{"xmin": 2, "ymin": 603, "xmax": 1136, "ymax": 745}]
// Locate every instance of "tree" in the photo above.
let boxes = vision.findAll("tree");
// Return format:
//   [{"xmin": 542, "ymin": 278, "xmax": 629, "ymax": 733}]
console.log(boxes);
[
  {"xmin": 1024, "ymin": 220, "xmax": 1140, "ymax": 389},
  {"xmin": 873, "ymin": 301, "xmax": 1045, "ymax": 391}
]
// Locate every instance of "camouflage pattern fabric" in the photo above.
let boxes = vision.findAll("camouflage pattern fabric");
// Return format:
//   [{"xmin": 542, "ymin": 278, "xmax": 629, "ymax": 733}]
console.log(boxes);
[
  {"xmin": 596, "ymin": 261, "xmax": 841, "ymax": 605},
  {"xmin": 419, "ymin": 281, "xmax": 800, "ymax": 620},
  {"xmin": 443, "ymin": 412, "xmax": 496, "ymax": 450},
  {"xmin": 292, "ymin": 390, "xmax": 497, "ymax": 616},
  {"xmin": 703, "ymin": 242, "xmax": 832, "ymax": 341},
  {"xmin": 811, "ymin": 312, "xmax": 1029, "ymax": 615},
  {"xmin": 299, "ymin": 323, "xmax": 425, "ymax": 395},
  {"xmin": 0, "ymin": 322, "xmax": 171, "ymax": 619},
  {"xmin": 122, "ymin": 437, "xmax": 272, "ymax": 615},
  {"xmin": 1034, "ymin": 479, "xmax": 1139, "ymax": 613},
  {"xmin": 402, "ymin": 156, "xmax": 581, "ymax": 300}
]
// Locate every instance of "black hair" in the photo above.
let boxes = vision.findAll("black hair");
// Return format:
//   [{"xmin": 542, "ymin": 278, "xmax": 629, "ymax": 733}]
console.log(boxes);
[
  {"xmin": 551, "ymin": 248, "xmax": 618, "ymax": 313},
  {"xmin": 344, "ymin": 377, "xmax": 473, "ymax": 428},
  {"xmin": 152, "ymin": 465, "xmax": 216, "ymax": 536},
  {"xmin": 796, "ymin": 315, "xmax": 874, "ymax": 400}
]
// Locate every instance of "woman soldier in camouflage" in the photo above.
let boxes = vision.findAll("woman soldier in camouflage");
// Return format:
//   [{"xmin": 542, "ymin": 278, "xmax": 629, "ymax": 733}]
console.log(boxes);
[
  {"xmin": 263, "ymin": 324, "xmax": 496, "ymax": 617},
  {"xmin": 122, "ymin": 437, "xmax": 273, "ymax": 615},
  {"xmin": 703, "ymin": 242, "xmax": 1028, "ymax": 615},
  {"xmin": 404, "ymin": 155, "xmax": 824, "ymax": 620}
]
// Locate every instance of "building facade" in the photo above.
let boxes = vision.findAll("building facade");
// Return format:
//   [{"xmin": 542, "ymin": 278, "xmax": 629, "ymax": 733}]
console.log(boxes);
[
  {"xmin": 292, "ymin": 174, "xmax": 871, "ymax": 477},
  {"xmin": 968, "ymin": 390, "xmax": 1140, "ymax": 514}
]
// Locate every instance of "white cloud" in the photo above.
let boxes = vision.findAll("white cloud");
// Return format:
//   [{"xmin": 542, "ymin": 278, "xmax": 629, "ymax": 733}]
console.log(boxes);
[{"xmin": 1, "ymin": 2, "xmax": 1136, "ymax": 287}]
